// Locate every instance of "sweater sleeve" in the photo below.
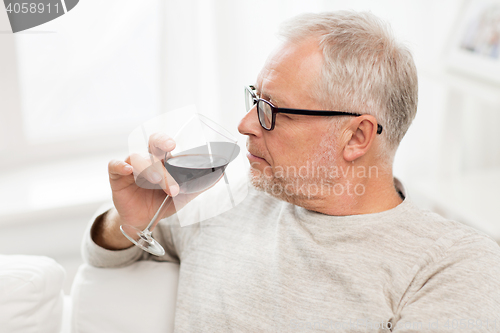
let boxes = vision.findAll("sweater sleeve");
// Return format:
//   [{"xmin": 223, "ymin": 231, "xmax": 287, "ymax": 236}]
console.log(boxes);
[
  {"xmin": 391, "ymin": 231, "xmax": 500, "ymax": 332},
  {"xmin": 81, "ymin": 202, "xmax": 180, "ymax": 268}
]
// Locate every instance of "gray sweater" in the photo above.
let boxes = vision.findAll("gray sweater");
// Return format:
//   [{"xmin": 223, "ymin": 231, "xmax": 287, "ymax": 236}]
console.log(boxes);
[{"xmin": 83, "ymin": 178, "xmax": 500, "ymax": 332}]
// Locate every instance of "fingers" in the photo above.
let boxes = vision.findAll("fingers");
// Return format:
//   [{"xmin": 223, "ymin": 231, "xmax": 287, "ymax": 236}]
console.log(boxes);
[
  {"xmin": 157, "ymin": 162, "xmax": 180, "ymax": 197},
  {"xmin": 128, "ymin": 153, "xmax": 180, "ymax": 196},
  {"xmin": 149, "ymin": 132, "xmax": 176, "ymax": 159},
  {"xmin": 108, "ymin": 159, "xmax": 134, "ymax": 180},
  {"xmin": 129, "ymin": 153, "xmax": 163, "ymax": 184}
]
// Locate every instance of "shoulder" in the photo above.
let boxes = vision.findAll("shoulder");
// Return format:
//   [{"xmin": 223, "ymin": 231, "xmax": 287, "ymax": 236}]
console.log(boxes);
[
  {"xmin": 374, "ymin": 196, "xmax": 500, "ymax": 281},
  {"xmin": 392, "ymin": 178, "xmax": 498, "ymax": 252},
  {"xmin": 391, "ymin": 203, "xmax": 500, "ymax": 321},
  {"xmin": 383, "ymin": 193, "xmax": 497, "ymax": 253},
  {"xmin": 395, "ymin": 202, "xmax": 500, "ymax": 289}
]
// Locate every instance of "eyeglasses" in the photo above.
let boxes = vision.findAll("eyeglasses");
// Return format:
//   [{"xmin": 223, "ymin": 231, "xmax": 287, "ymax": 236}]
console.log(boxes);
[{"xmin": 244, "ymin": 85, "xmax": 383, "ymax": 134}]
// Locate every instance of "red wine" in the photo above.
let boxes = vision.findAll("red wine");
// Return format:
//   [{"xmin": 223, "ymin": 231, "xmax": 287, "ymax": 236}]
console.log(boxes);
[
  {"xmin": 164, "ymin": 141, "xmax": 239, "ymax": 193},
  {"xmin": 165, "ymin": 154, "xmax": 228, "ymax": 193},
  {"xmin": 134, "ymin": 142, "xmax": 240, "ymax": 192}
]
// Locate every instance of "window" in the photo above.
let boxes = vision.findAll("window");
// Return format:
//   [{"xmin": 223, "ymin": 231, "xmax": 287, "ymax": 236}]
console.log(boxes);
[{"xmin": 0, "ymin": 0, "xmax": 164, "ymax": 167}]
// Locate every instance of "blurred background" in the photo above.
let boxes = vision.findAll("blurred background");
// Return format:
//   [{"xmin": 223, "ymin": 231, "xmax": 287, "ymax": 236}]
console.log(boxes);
[{"xmin": 1, "ymin": 0, "xmax": 499, "ymax": 294}]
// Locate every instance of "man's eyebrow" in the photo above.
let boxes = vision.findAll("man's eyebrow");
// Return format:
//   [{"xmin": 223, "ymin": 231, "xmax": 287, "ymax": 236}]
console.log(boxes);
[{"xmin": 255, "ymin": 87, "xmax": 283, "ymax": 107}]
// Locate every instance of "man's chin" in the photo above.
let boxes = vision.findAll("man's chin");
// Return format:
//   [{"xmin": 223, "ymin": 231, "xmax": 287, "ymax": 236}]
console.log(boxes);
[
  {"xmin": 247, "ymin": 170, "xmax": 300, "ymax": 204},
  {"xmin": 247, "ymin": 169, "xmax": 268, "ymax": 191},
  {"xmin": 248, "ymin": 169, "xmax": 272, "ymax": 190}
]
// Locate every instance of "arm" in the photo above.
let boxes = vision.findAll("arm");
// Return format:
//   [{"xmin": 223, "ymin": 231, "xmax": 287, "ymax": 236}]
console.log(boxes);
[
  {"xmin": 92, "ymin": 207, "xmax": 134, "ymax": 250},
  {"xmin": 82, "ymin": 205, "xmax": 146, "ymax": 268}
]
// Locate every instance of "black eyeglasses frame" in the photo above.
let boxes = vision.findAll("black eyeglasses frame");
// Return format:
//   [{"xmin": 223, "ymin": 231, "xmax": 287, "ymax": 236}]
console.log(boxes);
[{"xmin": 245, "ymin": 85, "xmax": 383, "ymax": 134}]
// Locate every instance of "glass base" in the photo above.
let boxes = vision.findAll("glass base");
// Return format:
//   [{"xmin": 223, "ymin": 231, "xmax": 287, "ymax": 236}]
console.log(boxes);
[{"xmin": 120, "ymin": 224, "xmax": 165, "ymax": 256}]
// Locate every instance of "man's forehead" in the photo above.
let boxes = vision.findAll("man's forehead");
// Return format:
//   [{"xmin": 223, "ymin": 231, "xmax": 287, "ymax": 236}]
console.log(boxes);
[
  {"xmin": 254, "ymin": 68, "xmax": 285, "ymax": 106},
  {"xmin": 254, "ymin": 39, "xmax": 323, "ymax": 108},
  {"xmin": 253, "ymin": 86, "xmax": 283, "ymax": 107}
]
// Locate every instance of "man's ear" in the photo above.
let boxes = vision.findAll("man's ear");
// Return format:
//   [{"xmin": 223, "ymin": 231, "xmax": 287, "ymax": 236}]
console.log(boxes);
[{"xmin": 343, "ymin": 115, "xmax": 379, "ymax": 162}]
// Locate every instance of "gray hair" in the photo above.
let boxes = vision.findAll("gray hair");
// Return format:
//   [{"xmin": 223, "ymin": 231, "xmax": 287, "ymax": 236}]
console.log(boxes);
[{"xmin": 278, "ymin": 11, "xmax": 418, "ymax": 158}]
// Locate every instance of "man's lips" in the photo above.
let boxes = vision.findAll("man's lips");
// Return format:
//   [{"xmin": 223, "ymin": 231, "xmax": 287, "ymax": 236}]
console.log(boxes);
[{"xmin": 246, "ymin": 151, "xmax": 267, "ymax": 163}]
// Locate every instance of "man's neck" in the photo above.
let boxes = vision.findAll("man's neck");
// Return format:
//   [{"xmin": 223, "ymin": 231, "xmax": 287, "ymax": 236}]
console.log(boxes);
[{"xmin": 295, "ymin": 171, "xmax": 403, "ymax": 217}]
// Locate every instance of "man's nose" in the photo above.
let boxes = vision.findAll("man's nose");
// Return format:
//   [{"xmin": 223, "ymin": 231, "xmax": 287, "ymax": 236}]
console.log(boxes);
[{"xmin": 238, "ymin": 106, "xmax": 261, "ymax": 137}]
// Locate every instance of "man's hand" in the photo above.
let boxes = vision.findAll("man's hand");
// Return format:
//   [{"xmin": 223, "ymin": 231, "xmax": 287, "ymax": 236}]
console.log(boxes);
[{"xmin": 92, "ymin": 133, "xmax": 182, "ymax": 250}]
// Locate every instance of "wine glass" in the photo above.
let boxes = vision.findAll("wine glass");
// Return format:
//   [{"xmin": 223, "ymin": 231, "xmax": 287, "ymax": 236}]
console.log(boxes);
[{"xmin": 120, "ymin": 112, "xmax": 240, "ymax": 256}]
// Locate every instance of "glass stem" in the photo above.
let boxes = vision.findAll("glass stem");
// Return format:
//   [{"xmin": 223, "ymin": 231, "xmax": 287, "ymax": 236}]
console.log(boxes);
[{"xmin": 144, "ymin": 194, "xmax": 170, "ymax": 232}]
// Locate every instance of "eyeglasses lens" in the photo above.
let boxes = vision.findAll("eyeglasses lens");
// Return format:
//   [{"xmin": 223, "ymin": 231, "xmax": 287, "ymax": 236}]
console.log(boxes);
[
  {"xmin": 258, "ymin": 100, "xmax": 273, "ymax": 130},
  {"xmin": 245, "ymin": 89, "xmax": 255, "ymax": 112},
  {"xmin": 245, "ymin": 87, "xmax": 272, "ymax": 130}
]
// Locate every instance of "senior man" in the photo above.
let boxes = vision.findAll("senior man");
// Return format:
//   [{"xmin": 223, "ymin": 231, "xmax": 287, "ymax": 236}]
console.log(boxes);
[{"xmin": 85, "ymin": 11, "xmax": 500, "ymax": 332}]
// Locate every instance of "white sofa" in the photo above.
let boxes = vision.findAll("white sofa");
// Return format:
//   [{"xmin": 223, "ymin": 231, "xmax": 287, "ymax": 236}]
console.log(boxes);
[{"xmin": 0, "ymin": 255, "xmax": 180, "ymax": 333}]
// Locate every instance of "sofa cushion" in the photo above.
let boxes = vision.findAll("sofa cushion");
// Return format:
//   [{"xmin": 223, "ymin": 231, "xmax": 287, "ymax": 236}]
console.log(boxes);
[
  {"xmin": 71, "ymin": 261, "xmax": 179, "ymax": 333},
  {"xmin": 0, "ymin": 255, "xmax": 65, "ymax": 333}
]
